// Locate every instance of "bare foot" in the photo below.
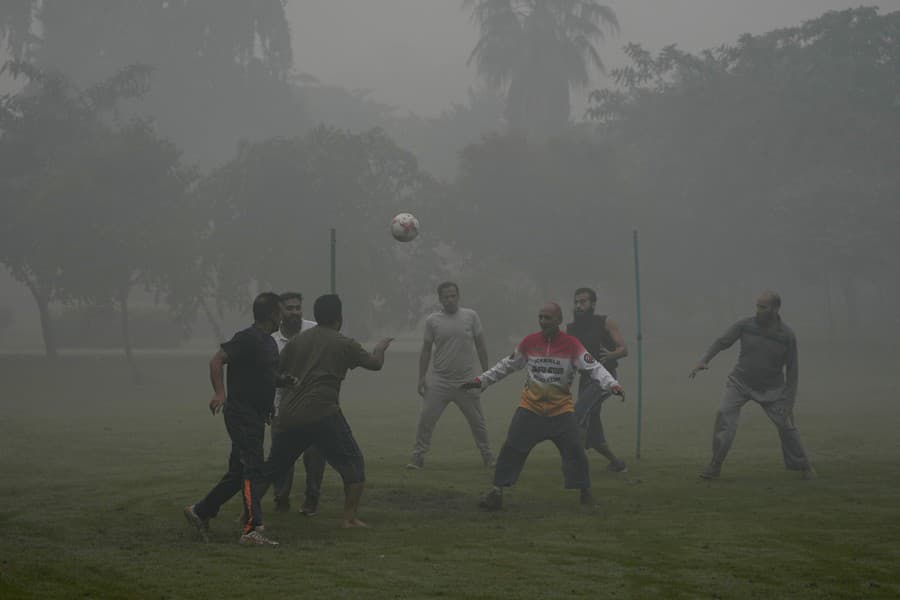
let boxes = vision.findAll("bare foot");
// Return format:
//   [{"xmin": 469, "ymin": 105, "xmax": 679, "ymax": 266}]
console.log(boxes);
[{"xmin": 342, "ymin": 518, "xmax": 369, "ymax": 528}]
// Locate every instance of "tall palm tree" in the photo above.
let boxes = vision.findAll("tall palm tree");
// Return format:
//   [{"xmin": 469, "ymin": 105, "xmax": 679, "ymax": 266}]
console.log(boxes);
[{"xmin": 464, "ymin": 0, "xmax": 618, "ymax": 138}]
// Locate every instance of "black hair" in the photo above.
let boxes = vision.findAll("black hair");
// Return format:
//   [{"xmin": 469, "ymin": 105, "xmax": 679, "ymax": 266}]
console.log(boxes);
[
  {"xmin": 314, "ymin": 294, "xmax": 342, "ymax": 326},
  {"xmin": 279, "ymin": 292, "xmax": 302, "ymax": 303},
  {"xmin": 574, "ymin": 287, "xmax": 597, "ymax": 303},
  {"xmin": 253, "ymin": 292, "xmax": 282, "ymax": 323}
]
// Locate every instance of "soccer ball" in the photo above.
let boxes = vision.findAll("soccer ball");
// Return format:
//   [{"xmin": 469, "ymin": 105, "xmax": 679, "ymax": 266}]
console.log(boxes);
[{"xmin": 391, "ymin": 212, "xmax": 420, "ymax": 242}]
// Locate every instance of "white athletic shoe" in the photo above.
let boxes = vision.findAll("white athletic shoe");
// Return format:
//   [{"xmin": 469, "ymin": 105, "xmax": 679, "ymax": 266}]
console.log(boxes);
[{"xmin": 239, "ymin": 528, "xmax": 279, "ymax": 546}]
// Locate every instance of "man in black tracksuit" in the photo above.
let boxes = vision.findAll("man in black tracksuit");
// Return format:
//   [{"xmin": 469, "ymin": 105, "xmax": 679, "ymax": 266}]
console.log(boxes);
[
  {"xmin": 184, "ymin": 292, "xmax": 293, "ymax": 546},
  {"xmin": 566, "ymin": 287, "xmax": 629, "ymax": 473}
]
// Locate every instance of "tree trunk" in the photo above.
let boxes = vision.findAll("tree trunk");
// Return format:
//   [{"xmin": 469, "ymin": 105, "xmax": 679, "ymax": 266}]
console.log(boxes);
[
  {"xmin": 27, "ymin": 282, "xmax": 58, "ymax": 359},
  {"xmin": 199, "ymin": 296, "xmax": 226, "ymax": 343},
  {"xmin": 823, "ymin": 268, "xmax": 835, "ymax": 342},
  {"xmin": 118, "ymin": 287, "xmax": 141, "ymax": 383}
]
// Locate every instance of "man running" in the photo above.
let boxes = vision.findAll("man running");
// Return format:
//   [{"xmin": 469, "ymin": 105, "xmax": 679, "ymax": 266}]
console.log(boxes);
[
  {"xmin": 462, "ymin": 302, "xmax": 624, "ymax": 510},
  {"xmin": 690, "ymin": 291, "xmax": 816, "ymax": 480},
  {"xmin": 566, "ymin": 287, "xmax": 628, "ymax": 473},
  {"xmin": 408, "ymin": 282, "xmax": 494, "ymax": 469},
  {"xmin": 184, "ymin": 292, "xmax": 292, "ymax": 546}
]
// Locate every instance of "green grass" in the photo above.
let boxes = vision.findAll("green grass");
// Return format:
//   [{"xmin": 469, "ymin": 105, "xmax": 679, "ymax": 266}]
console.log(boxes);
[{"xmin": 1, "ymin": 343, "xmax": 898, "ymax": 599}]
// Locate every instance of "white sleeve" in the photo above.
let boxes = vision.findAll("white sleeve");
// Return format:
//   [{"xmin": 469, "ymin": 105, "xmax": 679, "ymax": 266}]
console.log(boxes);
[
  {"xmin": 574, "ymin": 347, "xmax": 619, "ymax": 390},
  {"xmin": 477, "ymin": 347, "xmax": 526, "ymax": 390}
]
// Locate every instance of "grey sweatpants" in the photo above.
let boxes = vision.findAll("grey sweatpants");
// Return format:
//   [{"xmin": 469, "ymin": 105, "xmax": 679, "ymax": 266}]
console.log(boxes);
[
  {"xmin": 710, "ymin": 375, "xmax": 811, "ymax": 470},
  {"xmin": 412, "ymin": 377, "xmax": 492, "ymax": 460}
]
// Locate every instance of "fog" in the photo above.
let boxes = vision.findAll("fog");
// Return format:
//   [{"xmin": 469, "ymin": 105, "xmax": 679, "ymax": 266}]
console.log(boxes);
[
  {"xmin": 1, "ymin": 0, "xmax": 899, "ymax": 361},
  {"xmin": 289, "ymin": 0, "xmax": 900, "ymax": 114}
]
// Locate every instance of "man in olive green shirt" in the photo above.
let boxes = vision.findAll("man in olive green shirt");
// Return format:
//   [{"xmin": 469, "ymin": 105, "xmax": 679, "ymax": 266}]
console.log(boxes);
[{"xmin": 265, "ymin": 294, "xmax": 393, "ymax": 528}]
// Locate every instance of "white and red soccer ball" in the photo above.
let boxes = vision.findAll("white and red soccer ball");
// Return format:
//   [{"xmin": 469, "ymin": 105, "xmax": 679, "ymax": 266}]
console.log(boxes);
[{"xmin": 391, "ymin": 212, "xmax": 420, "ymax": 242}]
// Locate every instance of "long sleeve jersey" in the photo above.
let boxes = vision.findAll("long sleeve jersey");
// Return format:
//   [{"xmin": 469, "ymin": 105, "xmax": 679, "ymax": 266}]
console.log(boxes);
[
  {"xmin": 700, "ymin": 316, "xmax": 798, "ymax": 399},
  {"xmin": 475, "ymin": 330, "xmax": 619, "ymax": 417}
]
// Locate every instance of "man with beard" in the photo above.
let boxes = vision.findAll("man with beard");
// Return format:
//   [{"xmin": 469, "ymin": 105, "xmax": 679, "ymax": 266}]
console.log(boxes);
[
  {"xmin": 462, "ymin": 302, "xmax": 624, "ymax": 511},
  {"xmin": 407, "ymin": 282, "xmax": 494, "ymax": 470},
  {"xmin": 270, "ymin": 292, "xmax": 326, "ymax": 516},
  {"xmin": 690, "ymin": 291, "xmax": 816, "ymax": 480},
  {"xmin": 566, "ymin": 287, "xmax": 629, "ymax": 473}
]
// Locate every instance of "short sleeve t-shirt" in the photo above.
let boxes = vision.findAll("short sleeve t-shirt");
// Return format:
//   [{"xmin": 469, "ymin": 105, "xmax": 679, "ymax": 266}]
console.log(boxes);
[
  {"xmin": 220, "ymin": 325, "xmax": 279, "ymax": 415},
  {"xmin": 275, "ymin": 326, "xmax": 370, "ymax": 428},
  {"xmin": 424, "ymin": 307, "xmax": 483, "ymax": 383}
]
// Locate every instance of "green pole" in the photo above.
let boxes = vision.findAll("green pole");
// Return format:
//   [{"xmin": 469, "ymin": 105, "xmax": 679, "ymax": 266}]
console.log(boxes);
[
  {"xmin": 633, "ymin": 229, "xmax": 644, "ymax": 459},
  {"xmin": 330, "ymin": 228, "xmax": 336, "ymax": 294}
]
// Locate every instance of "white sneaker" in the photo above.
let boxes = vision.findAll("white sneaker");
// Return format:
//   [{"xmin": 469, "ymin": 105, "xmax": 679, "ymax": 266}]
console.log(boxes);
[{"xmin": 239, "ymin": 528, "xmax": 279, "ymax": 546}]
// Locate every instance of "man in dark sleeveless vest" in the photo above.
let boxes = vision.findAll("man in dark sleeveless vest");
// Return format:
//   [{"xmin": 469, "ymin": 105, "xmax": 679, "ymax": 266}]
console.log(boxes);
[{"xmin": 566, "ymin": 287, "xmax": 629, "ymax": 472}]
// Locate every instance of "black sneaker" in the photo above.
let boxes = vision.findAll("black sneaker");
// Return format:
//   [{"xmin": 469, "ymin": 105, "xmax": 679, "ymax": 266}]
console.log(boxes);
[
  {"xmin": 579, "ymin": 489, "xmax": 596, "ymax": 506},
  {"xmin": 406, "ymin": 454, "xmax": 424, "ymax": 470},
  {"xmin": 183, "ymin": 505, "xmax": 210, "ymax": 542},
  {"xmin": 478, "ymin": 488, "xmax": 503, "ymax": 511},
  {"xmin": 299, "ymin": 499, "xmax": 319, "ymax": 517},
  {"xmin": 606, "ymin": 459, "xmax": 628, "ymax": 473}
]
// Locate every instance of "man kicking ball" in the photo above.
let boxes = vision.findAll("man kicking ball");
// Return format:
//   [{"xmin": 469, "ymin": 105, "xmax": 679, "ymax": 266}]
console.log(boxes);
[{"xmin": 462, "ymin": 302, "xmax": 624, "ymax": 510}]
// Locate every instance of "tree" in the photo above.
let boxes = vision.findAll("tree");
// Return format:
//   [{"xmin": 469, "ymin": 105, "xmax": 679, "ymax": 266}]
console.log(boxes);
[
  {"xmin": 0, "ymin": 62, "xmax": 152, "ymax": 357},
  {"xmin": 586, "ymin": 7, "xmax": 900, "ymax": 334},
  {"xmin": 49, "ymin": 119, "xmax": 199, "ymax": 379},
  {"xmin": 200, "ymin": 127, "xmax": 437, "ymax": 337},
  {"xmin": 0, "ymin": 0, "xmax": 34, "ymax": 60},
  {"xmin": 5, "ymin": 1, "xmax": 297, "ymax": 166},
  {"xmin": 464, "ymin": 0, "xmax": 618, "ymax": 138}
]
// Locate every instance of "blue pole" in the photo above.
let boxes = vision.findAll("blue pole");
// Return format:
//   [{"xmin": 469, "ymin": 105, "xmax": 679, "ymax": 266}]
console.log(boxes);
[{"xmin": 633, "ymin": 229, "xmax": 644, "ymax": 459}]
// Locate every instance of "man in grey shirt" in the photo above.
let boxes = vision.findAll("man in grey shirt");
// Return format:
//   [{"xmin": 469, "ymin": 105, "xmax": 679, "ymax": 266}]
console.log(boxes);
[
  {"xmin": 690, "ymin": 291, "xmax": 816, "ymax": 480},
  {"xmin": 408, "ymin": 282, "xmax": 494, "ymax": 469}
]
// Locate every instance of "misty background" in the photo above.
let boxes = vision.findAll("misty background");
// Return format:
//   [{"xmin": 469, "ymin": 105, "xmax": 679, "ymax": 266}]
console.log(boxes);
[{"xmin": 1, "ymin": 1, "xmax": 899, "ymax": 376}]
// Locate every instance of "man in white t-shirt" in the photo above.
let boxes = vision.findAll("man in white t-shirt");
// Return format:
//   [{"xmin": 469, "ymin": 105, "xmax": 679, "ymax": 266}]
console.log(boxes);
[
  {"xmin": 407, "ymin": 282, "xmax": 494, "ymax": 469},
  {"xmin": 269, "ymin": 292, "xmax": 320, "ymax": 514}
]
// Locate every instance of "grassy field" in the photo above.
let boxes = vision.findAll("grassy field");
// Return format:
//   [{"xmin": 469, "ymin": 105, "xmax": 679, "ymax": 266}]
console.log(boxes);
[{"xmin": 1, "ymin": 341, "xmax": 898, "ymax": 599}]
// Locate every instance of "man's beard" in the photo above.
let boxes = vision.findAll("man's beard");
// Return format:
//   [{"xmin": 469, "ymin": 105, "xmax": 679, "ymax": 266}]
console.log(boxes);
[
  {"xmin": 573, "ymin": 307, "xmax": 595, "ymax": 325},
  {"xmin": 282, "ymin": 316, "xmax": 303, "ymax": 335}
]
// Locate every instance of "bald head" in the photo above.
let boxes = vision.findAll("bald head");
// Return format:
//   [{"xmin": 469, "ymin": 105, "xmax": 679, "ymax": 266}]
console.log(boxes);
[
  {"xmin": 538, "ymin": 302, "xmax": 563, "ymax": 334},
  {"xmin": 755, "ymin": 290, "xmax": 781, "ymax": 325}
]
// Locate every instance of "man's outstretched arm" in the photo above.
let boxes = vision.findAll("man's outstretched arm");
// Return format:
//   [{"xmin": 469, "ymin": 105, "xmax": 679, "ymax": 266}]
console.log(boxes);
[
  {"xmin": 461, "ymin": 348, "xmax": 526, "ymax": 390},
  {"xmin": 690, "ymin": 321, "xmax": 743, "ymax": 378},
  {"xmin": 361, "ymin": 337, "xmax": 395, "ymax": 371}
]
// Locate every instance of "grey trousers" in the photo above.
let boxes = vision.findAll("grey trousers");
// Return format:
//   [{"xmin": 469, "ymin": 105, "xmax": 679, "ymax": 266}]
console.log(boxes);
[
  {"xmin": 412, "ymin": 377, "xmax": 492, "ymax": 459},
  {"xmin": 574, "ymin": 376, "xmax": 615, "ymax": 452},
  {"xmin": 711, "ymin": 375, "xmax": 811, "ymax": 470}
]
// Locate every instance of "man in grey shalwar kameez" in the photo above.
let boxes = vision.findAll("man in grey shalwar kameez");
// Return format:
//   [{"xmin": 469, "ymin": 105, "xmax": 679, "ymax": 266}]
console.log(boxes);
[{"xmin": 690, "ymin": 291, "xmax": 816, "ymax": 480}]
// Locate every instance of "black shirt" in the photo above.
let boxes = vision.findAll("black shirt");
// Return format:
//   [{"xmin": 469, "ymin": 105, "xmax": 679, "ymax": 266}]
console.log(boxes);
[
  {"xmin": 567, "ymin": 314, "xmax": 618, "ymax": 375},
  {"xmin": 221, "ymin": 325, "xmax": 279, "ymax": 415}
]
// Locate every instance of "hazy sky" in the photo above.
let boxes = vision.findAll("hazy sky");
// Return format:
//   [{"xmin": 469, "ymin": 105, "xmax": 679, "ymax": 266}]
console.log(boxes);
[{"xmin": 289, "ymin": 0, "xmax": 900, "ymax": 116}]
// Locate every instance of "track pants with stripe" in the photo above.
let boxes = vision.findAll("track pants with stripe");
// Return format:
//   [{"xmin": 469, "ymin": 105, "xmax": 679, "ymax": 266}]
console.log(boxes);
[{"xmin": 193, "ymin": 403, "xmax": 266, "ymax": 533}]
